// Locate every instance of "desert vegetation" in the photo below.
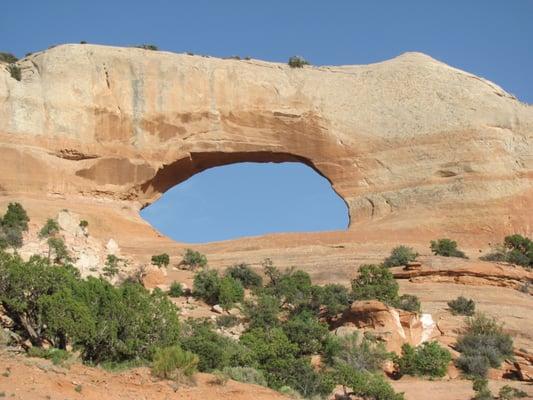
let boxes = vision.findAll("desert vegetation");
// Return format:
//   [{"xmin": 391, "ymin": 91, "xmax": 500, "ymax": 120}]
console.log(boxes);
[
  {"xmin": 288, "ymin": 55, "xmax": 310, "ymax": 68},
  {"xmin": 383, "ymin": 245, "xmax": 418, "ymax": 267},
  {"xmin": 1, "ymin": 203, "xmax": 530, "ymax": 399},
  {"xmin": 448, "ymin": 296, "xmax": 476, "ymax": 316},
  {"xmin": 430, "ymin": 238, "xmax": 468, "ymax": 258},
  {"xmin": 481, "ymin": 234, "xmax": 533, "ymax": 268},
  {"xmin": 456, "ymin": 313, "xmax": 514, "ymax": 378}
]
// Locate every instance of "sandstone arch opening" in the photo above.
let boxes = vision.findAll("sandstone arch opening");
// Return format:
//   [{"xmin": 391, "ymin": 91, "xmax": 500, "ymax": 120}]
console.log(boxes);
[{"xmin": 140, "ymin": 155, "xmax": 349, "ymax": 243}]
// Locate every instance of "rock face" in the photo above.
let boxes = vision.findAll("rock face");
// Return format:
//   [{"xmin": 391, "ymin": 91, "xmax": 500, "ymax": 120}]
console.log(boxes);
[
  {"xmin": 332, "ymin": 300, "xmax": 438, "ymax": 354},
  {"xmin": 0, "ymin": 44, "xmax": 532, "ymax": 260}
]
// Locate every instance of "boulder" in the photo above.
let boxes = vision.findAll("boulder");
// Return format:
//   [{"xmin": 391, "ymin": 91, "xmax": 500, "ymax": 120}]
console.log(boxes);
[
  {"xmin": 332, "ymin": 300, "xmax": 438, "ymax": 354},
  {"xmin": 211, "ymin": 304, "xmax": 224, "ymax": 314}
]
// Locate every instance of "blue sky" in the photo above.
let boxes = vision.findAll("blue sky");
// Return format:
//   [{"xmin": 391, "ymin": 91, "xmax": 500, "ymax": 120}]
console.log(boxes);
[{"xmin": 2, "ymin": 1, "xmax": 531, "ymax": 242}]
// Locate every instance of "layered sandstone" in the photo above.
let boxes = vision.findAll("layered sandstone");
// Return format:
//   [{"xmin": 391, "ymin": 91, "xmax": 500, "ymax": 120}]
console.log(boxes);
[{"xmin": 0, "ymin": 44, "xmax": 532, "ymax": 262}]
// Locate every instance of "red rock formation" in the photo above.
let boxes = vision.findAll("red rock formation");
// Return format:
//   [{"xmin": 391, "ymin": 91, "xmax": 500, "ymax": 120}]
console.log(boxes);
[{"xmin": 332, "ymin": 300, "xmax": 438, "ymax": 354}]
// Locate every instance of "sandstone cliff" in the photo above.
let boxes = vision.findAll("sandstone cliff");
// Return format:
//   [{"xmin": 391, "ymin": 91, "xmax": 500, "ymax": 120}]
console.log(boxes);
[{"xmin": 0, "ymin": 44, "xmax": 531, "ymax": 260}]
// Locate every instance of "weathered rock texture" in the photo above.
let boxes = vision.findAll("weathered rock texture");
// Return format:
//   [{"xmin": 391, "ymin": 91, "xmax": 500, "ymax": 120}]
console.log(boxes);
[
  {"xmin": 331, "ymin": 300, "xmax": 438, "ymax": 354},
  {"xmin": 0, "ymin": 44, "xmax": 532, "ymax": 260}
]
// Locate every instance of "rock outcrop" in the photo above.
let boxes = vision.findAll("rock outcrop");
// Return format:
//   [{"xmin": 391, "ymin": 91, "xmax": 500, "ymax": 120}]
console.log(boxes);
[
  {"xmin": 0, "ymin": 44, "xmax": 532, "ymax": 263},
  {"xmin": 332, "ymin": 300, "xmax": 438, "ymax": 354},
  {"xmin": 391, "ymin": 256, "xmax": 533, "ymax": 291}
]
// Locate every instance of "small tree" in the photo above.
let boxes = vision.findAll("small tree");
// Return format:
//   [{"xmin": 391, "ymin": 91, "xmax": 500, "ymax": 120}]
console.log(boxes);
[
  {"xmin": 79, "ymin": 220, "xmax": 89, "ymax": 228},
  {"xmin": 288, "ymin": 56, "xmax": 310, "ymax": 68},
  {"xmin": 1, "ymin": 202, "xmax": 29, "ymax": 231},
  {"xmin": 430, "ymin": 239, "xmax": 467, "ymax": 258},
  {"xmin": 244, "ymin": 293, "xmax": 281, "ymax": 329},
  {"xmin": 8, "ymin": 64, "xmax": 21, "ymax": 81},
  {"xmin": 351, "ymin": 264, "xmax": 399, "ymax": 305},
  {"xmin": 395, "ymin": 342, "xmax": 451, "ymax": 378},
  {"xmin": 0, "ymin": 52, "xmax": 18, "ymax": 63},
  {"xmin": 103, "ymin": 254, "xmax": 122, "ymax": 278},
  {"xmin": 39, "ymin": 218, "xmax": 60, "ymax": 239},
  {"xmin": 311, "ymin": 283, "xmax": 352, "ymax": 319},
  {"xmin": 218, "ymin": 276, "xmax": 244, "ymax": 309},
  {"xmin": 151, "ymin": 253, "xmax": 170, "ymax": 268},
  {"xmin": 168, "ymin": 281, "xmax": 184, "ymax": 297},
  {"xmin": 181, "ymin": 249, "xmax": 207, "ymax": 270},
  {"xmin": 192, "ymin": 269, "xmax": 221, "ymax": 305},
  {"xmin": 225, "ymin": 263, "xmax": 263, "ymax": 288},
  {"xmin": 448, "ymin": 296, "xmax": 475, "ymax": 316},
  {"xmin": 47, "ymin": 237, "xmax": 70, "ymax": 264},
  {"xmin": 383, "ymin": 246, "xmax": 418, "ymax": 267}
]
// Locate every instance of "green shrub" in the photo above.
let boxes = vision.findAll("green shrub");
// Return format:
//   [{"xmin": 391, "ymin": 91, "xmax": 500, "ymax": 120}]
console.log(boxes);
[
  {"xmin": 8, "ymin": 64, "xmax": 21, "ymax": 81},
  {"xmin": 0, "ymin": 225, "xmax": 23, "ymax": 250},
  {"xmin": 395, "ymin": 341, "xmax": 451, "ymax": 378},
  {"xmin": 27, "ymin": 347, "xmax": 71, "ymax": 365},
  {"xmin": 192, "ymin": 269, "xmax": 221, "ymax": 305},
  {"xmin": 151, "ymin": 345, "xmax": 198, "ymax": 380},
  {"xmin": 239, "ymin": 327, "xmax": 299, "ymax": 388},
  {"xmin": 288, "ymin": 56, "xmax": 310, "ymax": 68},
  {"xmin": 46, "ymin": 237, "xmax": 71, "ymax": 264},
  {"xmin": 0, "ymin": 252, "xmax": 181, "ymax": 363},
  {"xmin": 218, "ymin": 276, "xmax": 244, "ymax": 309},
  {"xmin": 264, "ymin": 267, "xmax": 313, "ymax": 307},
  {"xmin": 311, "ymin": 283, "xmax": 352, "ymax": 319},
  {"xmin": 0, "ymin": 52, "xmax": 18, "ymax": 63},
  {"xmin": 489, "ymin": 235, "xmax": 533, "ymax": 268},
  {"xmin": 456, "ymin": 313, "xmax": 513, "ymax": 378},
  {"xmin": 334, "ymin": 332, "xmax": 391, "ymax": 373},
  {"xmin": 244, "ymin": 293, "xmax": 281, "ymax": 329},
  {"xmin": 448, "ymin": 296, "xmax": 475, "ymax": 316},
  {"xmin": 151, "ymin": 253, "xmax": 170, "ymax": 268},
  {"xmin": 430, "ymin": 238, "xmax": 467, "ymax": 258},
  {"xmin": 472, "ymin": 378, "xmax": 493, "ymax": 400},
  {"xmin": 383, "ymin": 246, "xmax": 418, "ymax": 267},
  {"xmin": 282, "ymin": 310, "xmax": 329, "ymax": 355},
  {"xmin": 102, "ymin": 254, "xmax": 123, "ymax": 277},
  {"xmin": 79, "ymin": 220, "xmax": 89, "ymax": 228},
  {"xmin": 481, "ymin": 234, "xmax": 533, "ymax": 268},
  {"xmin": 1, "ymin": 202, "xmax": 29, "ymax": 231},
  {"xmin": 395, "ymin": 294, "xmax": 421, "ymax": 312},
  {"xmin": 335, "ymin": 363, "xmax": 405, "ymax": 400},
  {"xmin": 39, "ymin": 218, "xmax": 60, "ymax": 239},
  {"xmin": 221, "ymin": 366, "xmax": 267, "ymax": 386},
  {"xmin": 180, "ymin": 321, "xmax": 252, "ymax": 372},
  {"xmin": 168, "ymin": 281, "xmax": 184, "ymax": 297},
  {"xmin": 136, "ymin": 44, "xmax": 158, "ymax": 50},
  {"xmin": 498, "ymin": 385, "xmax": 528, "ymax": 400},
  {"xmin": 225, "ymin": 263, "xmax": 262, "ymax": 288},
  {"xmin": 351, "ymin": 264, "xmax": 399, "ymax": 305},
  {"xmin": 181, "ymin": 249, "xmax": 207, "ymax": 269}
]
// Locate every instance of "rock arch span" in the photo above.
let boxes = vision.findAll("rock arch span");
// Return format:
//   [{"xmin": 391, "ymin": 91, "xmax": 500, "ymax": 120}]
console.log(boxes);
[{"xmin": 0, "ymin": 44, "xmax": 531, "ymax": 254}]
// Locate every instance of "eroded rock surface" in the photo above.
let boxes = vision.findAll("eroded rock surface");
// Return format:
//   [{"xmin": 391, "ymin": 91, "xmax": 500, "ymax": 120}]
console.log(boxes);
[
  {"xmin": 332, "ymin": 300, "xmax": 438, "ymax": 354},
  {"xmin": 0, "ymin": 44, "xmax": 532, "ymax": 261}
]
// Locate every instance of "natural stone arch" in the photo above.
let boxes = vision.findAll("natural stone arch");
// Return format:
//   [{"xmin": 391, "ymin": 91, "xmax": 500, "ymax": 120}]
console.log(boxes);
[{"xmin": 0, "ymin": 44, "xmax": 531, "ymax": 248}]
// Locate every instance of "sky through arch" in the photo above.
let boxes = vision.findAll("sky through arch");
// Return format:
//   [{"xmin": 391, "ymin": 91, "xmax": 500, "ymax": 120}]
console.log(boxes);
[{"xmin": 140, "ymin": 162, "xmax": 349, "ymax": 243}]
